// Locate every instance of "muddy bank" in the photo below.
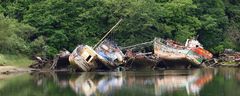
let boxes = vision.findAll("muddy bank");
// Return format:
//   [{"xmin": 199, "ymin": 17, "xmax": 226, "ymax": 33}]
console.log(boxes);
[
  {"xmin": 0, "ymin": 65, "xmax": 32, "ymax": 80},
  {"xmin": 0, "ymin": 65, "xmax": 31, "ymax": 74}
]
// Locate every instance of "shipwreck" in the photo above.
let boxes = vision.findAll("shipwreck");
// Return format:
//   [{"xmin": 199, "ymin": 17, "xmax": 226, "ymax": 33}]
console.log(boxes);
[
  {"xmin": 30, "ymin": 18, "xmax": 214, "ymax": 71},
  {"xmin": 69, "ymin": 19, "xmax": 125, "ymax": 71},
  {"xmin": 154, "ymin": 38, "xmax": 213, "ymax": 67},
  {"xmin": 69, "ymin": 45, "xmax": 98, "ymax": 71},
  {"xmin": 123, "ymin": 37, "xmax": 213, "ymax": 69},
  {"xmin": 69, "ymin": 40, "xmax": 125, "ymax": 71}
]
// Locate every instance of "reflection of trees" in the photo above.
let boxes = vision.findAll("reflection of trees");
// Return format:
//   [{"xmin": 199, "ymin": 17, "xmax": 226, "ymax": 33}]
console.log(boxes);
[
  {"xmin": 0, "ymin": 73, "xmax": 76, "ymax": 96},
  {"xmin": 217, "ymin": 68, "xmax": 240, "ymax": 80},
  {"xmin": 31, "ymin": 71, "xmax": 72, "ymax": 88},
  {"xmin": 200, "ymin": 68, "xmax": 240, "ymax": 96}
]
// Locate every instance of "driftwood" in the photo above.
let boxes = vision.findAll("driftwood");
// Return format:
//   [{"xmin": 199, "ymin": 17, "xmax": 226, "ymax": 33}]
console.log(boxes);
[
  {"xmin": 29, "ymin": 49, "xmax": 71, "ymax": 70},
  {"xmin": 29, "ymin": 56, "xmax": 49, "ymax": 69}
]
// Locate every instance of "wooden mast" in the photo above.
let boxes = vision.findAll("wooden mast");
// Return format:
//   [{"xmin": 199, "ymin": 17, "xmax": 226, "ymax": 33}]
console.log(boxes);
[{"xmin": 93, "ymin": 18, "xmax": 123, "ymax": 49}]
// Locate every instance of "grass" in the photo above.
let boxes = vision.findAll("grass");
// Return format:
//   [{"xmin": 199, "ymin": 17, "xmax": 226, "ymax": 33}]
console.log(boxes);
[
  {"xmin": 0, "ymin": 54, "xmax": 34, "ymax": 67},
  {"xmin": 221, "ymin": 61, "xmax": 239, "ymax": 66}
]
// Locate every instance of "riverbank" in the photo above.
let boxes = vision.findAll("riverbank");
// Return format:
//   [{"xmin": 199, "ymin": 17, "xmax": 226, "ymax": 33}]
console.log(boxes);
[
  {"xmin": 0, "ymin": 54, "xmax": 34, "ymax": 67},
  {"xmin": 0, "ymin": 66, "xmax": 30, "ymax": 74},
  {"xmin": 0, "ymin": 54, "xmax": 34, "ymax": 79},
  {"xmin": 0, "ymin": 65, "xmax": 31, "ymax": 81}
]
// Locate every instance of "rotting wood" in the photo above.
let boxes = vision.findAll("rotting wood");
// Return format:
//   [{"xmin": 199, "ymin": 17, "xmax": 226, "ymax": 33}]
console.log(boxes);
[
  {"xmin": 29, "ymin": 49, "xmax": 71, "ymax": 70},
  {"xmin": 51, "ymin": 50, "xmax": 71, "ymax": 69}
]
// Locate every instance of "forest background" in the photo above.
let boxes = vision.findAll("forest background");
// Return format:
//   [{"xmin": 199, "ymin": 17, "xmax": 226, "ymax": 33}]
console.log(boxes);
[{"xmin": 0, "ymin": 0, "xmax": 239, "ymax": 63}]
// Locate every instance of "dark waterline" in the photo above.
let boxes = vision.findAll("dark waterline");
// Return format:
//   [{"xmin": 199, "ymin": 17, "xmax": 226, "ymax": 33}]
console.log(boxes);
[{"xmin": 0, "ymin": 68, "xmax": 240, "ymax": 96}]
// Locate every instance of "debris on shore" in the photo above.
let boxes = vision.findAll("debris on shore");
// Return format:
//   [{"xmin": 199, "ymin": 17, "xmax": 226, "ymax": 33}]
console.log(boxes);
[
  {"xmin": 29, "ymin": 37, "xmax": 215, "ymax": 72},
  {"xmin": 29, "ymin": 49, "xmax": 71, "ymax": 70},
  {"xmin": 217, "ymin": 49, "xmax": 240, "ymax": 67}
]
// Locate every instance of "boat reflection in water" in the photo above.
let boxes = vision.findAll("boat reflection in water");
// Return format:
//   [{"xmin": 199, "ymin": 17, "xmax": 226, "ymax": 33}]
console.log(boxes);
[
  {"xmin": 69, "ymin": 72, "xmax": 123, "ymax": 96},
  {"xmin": 68, "ymin": 69, "xmax": 213, "ymax": 96},
  {"xmin": 155, "ymin": 70, "xmax": 213, "ymax": 96}
]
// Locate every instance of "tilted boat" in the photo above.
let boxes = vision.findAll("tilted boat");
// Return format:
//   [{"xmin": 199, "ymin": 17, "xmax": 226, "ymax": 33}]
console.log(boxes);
[
  {"xmin": 154, "ymin": 38, "xmax": 213, "ymax": 66},
  {"xmin": 69, "ymin": 45, "xmax": 99, "ymax": 71},
  {"xmin": 69, "ymin": 19, "xmax": 125, "ymax": 71},
  {"xmin": 95, "ymin": 40, "xmax": 125, "ymax": 69},
  {"xmin": 69, "ymin": 40, "xmax": 125, "ymax": 71}
]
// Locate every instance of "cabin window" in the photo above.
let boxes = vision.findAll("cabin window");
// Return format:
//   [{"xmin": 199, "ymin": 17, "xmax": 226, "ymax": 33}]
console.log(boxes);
[{"xmin": 86, "ymin": 55, "xmax": 92, "ymax": 62}]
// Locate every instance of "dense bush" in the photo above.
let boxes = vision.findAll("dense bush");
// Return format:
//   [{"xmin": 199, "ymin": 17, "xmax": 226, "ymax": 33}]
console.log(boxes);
[
  {"xmin": 0, "ymin": 14, "xmax": 38, "ymax": 54},
  {"xmin": 0, "ymin": 0, "xmax": 239, "ymax": 58}
]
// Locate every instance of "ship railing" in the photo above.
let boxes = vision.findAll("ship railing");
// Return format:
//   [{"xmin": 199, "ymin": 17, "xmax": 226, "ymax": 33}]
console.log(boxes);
[{"xmin": 154, "ymin": 38, "xmax": 186, "ymax": 50}]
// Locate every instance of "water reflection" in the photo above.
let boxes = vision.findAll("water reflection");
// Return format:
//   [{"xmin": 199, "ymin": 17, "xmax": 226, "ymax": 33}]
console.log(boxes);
[
  {"xmin": 69, "ymin": 73, "xmax": 123, "ymax": 96},
  {"xmin": 66, "ymin": 69, "xmax": 213, "ymax": 96},
  {"xmin": 4, "ymin": 69, "xmax": 234, "ymax": 96},
  {"xmin": 155, "ymin": 70, "xmax": 213, "ymax": 96}
]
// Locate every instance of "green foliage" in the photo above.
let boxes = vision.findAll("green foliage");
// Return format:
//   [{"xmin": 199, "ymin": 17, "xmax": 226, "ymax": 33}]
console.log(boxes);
[
  {"xmin": 0, "ymin": 14, "xmax": 36, "ymax": 54},
  {"xmin": 30, "ymin": 36, "xmax": 46, "ymax": 56},
  {"xmin": 224, "ymin": 1, "xmax": 240, "ymax": 51},
  {"xmin": 193, "ymin": 0, "xmax": 228, "ymax": 53},
  {"xmin": 0, "ymin": 54, "xmax": 33, "ymax": 67},
  {"xmin": 99, "ymin": 0, "xmax": 201, "ymax": 45},
  {"xmin": 0, "ymin": 0, "xmax": 240, "ymax": 58}
]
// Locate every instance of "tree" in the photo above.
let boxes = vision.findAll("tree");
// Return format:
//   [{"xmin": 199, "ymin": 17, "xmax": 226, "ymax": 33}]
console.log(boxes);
[
  {"xmin": 193, "ymin": 0, "xmax": 229, "ymax": 53},
  {"xmin": 0, "ymin": 13, "xmax": 37, "ymax": 54}
]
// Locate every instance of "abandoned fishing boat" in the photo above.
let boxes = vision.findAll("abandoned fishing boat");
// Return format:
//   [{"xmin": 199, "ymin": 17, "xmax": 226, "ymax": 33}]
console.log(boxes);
[
  {"xmin": 95, "ymin": 40, "xmax": 125, "ymax": 69},
  {"xmin": 154, "ymin": 38, "xmax": 213, "ymax": 67},
  {"xmin": 69, "ymin": 19, "xmax": 125, "ymax": 71},
  {"xmin": 69, "ymin": 45, "xmax": 99, "ymax": 71},
  {"xmin": 69, "ymin": 40, "xmax": 125, "ymax": 71}
]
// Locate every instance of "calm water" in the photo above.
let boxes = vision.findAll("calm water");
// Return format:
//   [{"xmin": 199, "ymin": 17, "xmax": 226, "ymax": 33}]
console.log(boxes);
[{"xmin": 1, "ymin": 68, "xmax": 240, "ymax": 96}]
